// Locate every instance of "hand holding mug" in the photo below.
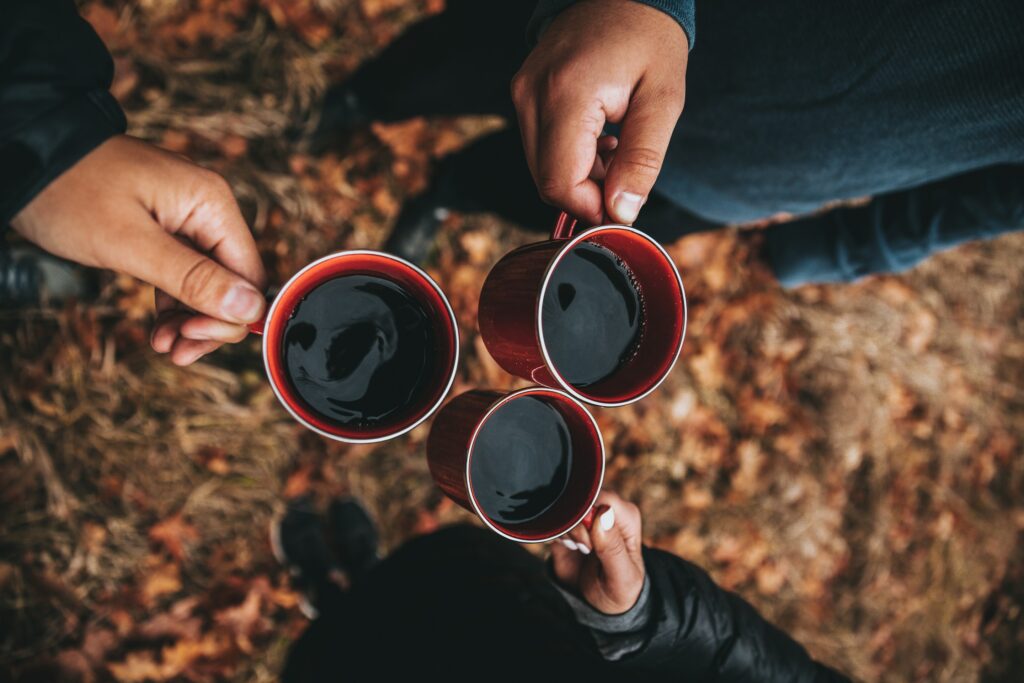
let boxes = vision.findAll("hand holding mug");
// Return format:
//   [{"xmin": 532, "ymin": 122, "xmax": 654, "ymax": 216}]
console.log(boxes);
[
  {"xmin": 10, "ymin": 135, "xmax": 268, "ymax": 366},
  {"xmin": 511, "ymin": 0, "xmax": 689, "ymax": 225},
  {"xmin": 552, "ymin": 490, "xmax": 645, "ymax": 614}
]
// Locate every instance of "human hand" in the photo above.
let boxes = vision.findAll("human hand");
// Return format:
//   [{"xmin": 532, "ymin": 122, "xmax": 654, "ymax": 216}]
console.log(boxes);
[
  {"xmin": 10, "ymin": 135, "xmax": 268, "ymax": 365},
  {"xmin": 551, "ymin": 490, "xmax": 645, "ymax": 614},
  {"xmin": 511, "ymin": 0, "xmax": 688, "ymax": 226}
]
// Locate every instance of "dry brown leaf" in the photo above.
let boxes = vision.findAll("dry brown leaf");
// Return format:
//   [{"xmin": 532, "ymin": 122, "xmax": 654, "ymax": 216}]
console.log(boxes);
[
  {"xmin": 903, "ymin": 307, "xmax": 938, "ymax": 353},
  {"xmin": 81, "ymin": 522, "xmax": 107, "ymax": 555},
  {"xmin": 218, "ymin": 134, "xmax": 249, "ymax": 160},
  {"xmin": 755, "ymin": 562, "xmax": 786, "ymax": 595},
  {"xmin": 82, "ymin": 3, "xmax": 130, "ymax": 49},
  {"xmin": 741, "ymin": 396, "xmax": 788, "ymax": 435},
  {"xmin": 372, "ymin": 118, "xmax": 430, "ymax": 158},
  {"xmin": 689, "ymin": 344, "xmax": 725, "ymax": 390},
  {"xmin": 194, "ymin": 446, "xmax": 231, "ymax": 475},
  {"xmin": 81, "ymin": 625, "xmax": 120, "ymax": 665},
  {"xmin": 283, "ymin": 463, "xmax": 314, "ymax": 499},
  {"xmin": 149, "ymin": 513, "xmax": 200, "ymax": 561},
  {"xmin": 108, "ymin": 651, "xmax": 166, "ymax": 683},
  {"xmin": 459, "ymin": 230, "xmax": 493, "ymax": 267},
  {"xmin": 0, "ymin": 562, "xmax": 17, "ymax": 590},
  {"xmin": 55, "ymin": 649, "xmax": 95, "ymax": 683},
  {"xmin": 140, "ymin": 561, "xmax": 182, "ymax": 605},
  {"xmin": 108, "ymin": 634, "xmax": 230, "ymax": 683},
  {"xmin": 682, "ymin": 482, "xmax": 713, "ymax": 511},
  {"xmin": 160, "ymin": 634, "xmax": 232, "ymax": 675},
  {"xmin": 731, "ymin": 440, "xmax": 764, "ymax": 497},
  {"xmin": 214, "ymin": 588, "xmax": 266, "ymax": 653},
  {"xmin": 360, "ymin": 0, "xmax": 408, "ymax": 20},
  {"xmin": 371, "ymin": 186, "xmax": 400, "ymax": 217},
  {"xmin": 136, "ymin": 612, "xmax": 203, "ymax": 642},
  {"xmin": 261, "ymin": 0, "xmax": 334, "ymax": 45},
  {"xmin": 669, "ymin": 527, "xmax": 707, "ymax": 560},
  {"xmin": 251, "ymin": 576, "xmax": 301, "ymax": 609}
]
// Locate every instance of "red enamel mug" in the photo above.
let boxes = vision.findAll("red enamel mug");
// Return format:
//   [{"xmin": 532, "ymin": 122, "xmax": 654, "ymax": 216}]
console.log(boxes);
[
  {"xmin": 426, "ymin": 387, "xmax": 605, "ymax": 543},
  {"xmin": 252, "ymin": 251, "xmax": 459, "ymax": 443},
  {"xmin": 479, "ymin": 212, "xmax": 686, "ymax": 407}
]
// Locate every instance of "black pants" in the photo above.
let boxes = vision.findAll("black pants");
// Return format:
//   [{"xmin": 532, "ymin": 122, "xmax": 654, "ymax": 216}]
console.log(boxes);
[{"xmin": 282, "ymin": 525, "xmax": 607, "ymax": 681}]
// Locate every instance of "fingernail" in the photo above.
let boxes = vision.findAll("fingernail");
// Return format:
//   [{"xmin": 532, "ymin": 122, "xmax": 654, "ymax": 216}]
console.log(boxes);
[
  {"xmin": 222, "ymin": 284, "xmax": 264, "ymax": 322},
  {"xmin": 600, "ymin": 507, "xmax": 615, "ymax": 531},
  {"xmin": 577, "ymin": 543, "xmax": 591, "ymax": 555},
  {"xmin": 561, "ymin": 539, "xmax": 579, "ymax": 551},
  {"xmin": 612, "ymin": 191, "xmax": 643, "ymax": 224}
]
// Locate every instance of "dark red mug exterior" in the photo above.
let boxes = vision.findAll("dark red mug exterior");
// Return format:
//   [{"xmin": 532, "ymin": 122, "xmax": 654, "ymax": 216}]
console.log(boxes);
[
  {"xmin": 257, "ymin": 251, "xmax": 459, "ymax": 443},
  {"xmin": 479, "ymin": 212, "xmax": 686, "ymax": 407},
  {"xmin": 426, "ymin": 387, "xmax": 605, "ymax": 543}
]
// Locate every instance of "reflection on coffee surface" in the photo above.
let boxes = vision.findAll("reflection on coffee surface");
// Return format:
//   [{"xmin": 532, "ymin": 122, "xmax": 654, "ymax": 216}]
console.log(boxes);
[
  {"xmin": 469, "ymin": 396, "xmax": 573, "ymax": 526},
  {"xmin": 541, "ymin": 242, "xmax": 643, "ymax": 387},
  {"xmin": 282, "ymin": 275, "xmax": 435, "ymax": 428}
]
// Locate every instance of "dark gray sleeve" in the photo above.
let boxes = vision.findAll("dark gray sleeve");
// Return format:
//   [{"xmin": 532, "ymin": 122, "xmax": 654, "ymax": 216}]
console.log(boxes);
[
  {"xmin": 528, "ymin": 0, "xmax": 695, "ymax": 48},
  {"xmin": 765, "ymin": 165, "xmax": 1024, "ymax": 288},
  {"xmin": 551, "ymin": 571, "xmax": 653, "ymax": 660},
  {"xmin": 0, "ymin": 0, "xmax": 127, "ymax": 226}
]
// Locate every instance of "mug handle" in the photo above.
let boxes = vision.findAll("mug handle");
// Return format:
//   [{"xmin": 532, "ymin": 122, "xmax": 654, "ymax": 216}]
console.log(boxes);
[
  {"xmin": 248, "ymin": 319, "xmax": 265, "ymax": 336},
  {"xmin": 580, "ymin": 506, "xmax": 596, "ymax": 531},
  {"xmin": 551, "ymin": 211, "xmax": 579, "ymax": 240}
]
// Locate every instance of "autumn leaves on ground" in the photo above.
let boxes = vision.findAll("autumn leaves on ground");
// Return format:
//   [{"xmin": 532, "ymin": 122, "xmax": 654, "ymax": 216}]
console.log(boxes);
[{"xmin": 1, "ymin": 1, "xmax": 1023, "ymax": 681}]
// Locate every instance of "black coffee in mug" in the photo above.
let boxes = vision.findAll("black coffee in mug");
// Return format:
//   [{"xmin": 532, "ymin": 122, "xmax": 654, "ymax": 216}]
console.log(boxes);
[
  {"xmin": 282, "ymin": 274, "xmax": 436, "ymax": 428},
  {"xmin": 541, "ymin": 242, "xmax": 643, "ymax": 387},
  {"xmin": 469, "ymin": 396, "xmax": 573, "ymax": 526}
]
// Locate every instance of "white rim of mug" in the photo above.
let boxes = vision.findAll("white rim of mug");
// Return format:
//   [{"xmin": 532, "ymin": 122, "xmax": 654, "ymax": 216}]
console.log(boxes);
[
  {"xmin": 535, "ymin": 225, "xmax": 687, "ymax": 408},
  {"xmin": 463, "ymin": 386, "xmax": 606, "ymax": 544},
  {"xmin": 262, "ymin": 250, "xmax": 460, "ymax": 444}
]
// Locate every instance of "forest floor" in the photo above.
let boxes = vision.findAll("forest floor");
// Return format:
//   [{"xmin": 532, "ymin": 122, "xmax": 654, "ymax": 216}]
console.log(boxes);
[{"xmin": 2, "ymin": 1, "xmax": 1023, "ymax": 681}]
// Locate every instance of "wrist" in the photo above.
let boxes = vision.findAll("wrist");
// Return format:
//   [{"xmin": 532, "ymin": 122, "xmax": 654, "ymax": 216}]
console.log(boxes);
[
  {"xmin": 628, "ymin": 0, "xmax": 695, "ymax": 49},
  {"xmin": 551, "ymin": 570, "xmax": 653, "ymax": 661}
]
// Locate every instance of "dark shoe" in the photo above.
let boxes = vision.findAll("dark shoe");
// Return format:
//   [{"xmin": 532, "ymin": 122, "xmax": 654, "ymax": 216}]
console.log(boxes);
[
  {"xmin": 271, "ymin": 496, "xmax": 337, "ymax": 618},
  {"xmin": 310, "ymin": 86, "xmax": 374, "ymax": 150},
  {"xmin": 383, "ymin": 192, "xmax": 451, "ymax": 264},
  {"xmin": 271, "ymin": 496, "xmax": 380, "ymax": 617},
  {"xmin": 0, "ymin": 247, "xmax": 95, "ymax": 309},
  {"xmin": 326, "ymin": 498, "xmax": 380, "ymax": 585},
  {"xmin": 0, "ymin": 248, "xmax": 40, "ymax": 307}
]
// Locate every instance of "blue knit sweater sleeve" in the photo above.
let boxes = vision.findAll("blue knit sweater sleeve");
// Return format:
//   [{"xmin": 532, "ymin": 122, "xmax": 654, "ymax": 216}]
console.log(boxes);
[{"xmin": 528, "ymin": 0, "xmax": 695, "ymax": 48}]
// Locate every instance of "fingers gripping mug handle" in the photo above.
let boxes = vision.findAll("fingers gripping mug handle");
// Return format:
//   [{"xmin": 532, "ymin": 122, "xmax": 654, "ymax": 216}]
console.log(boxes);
[
  {"xmin": 552, "ymin": 211, "xmax": 579, "ymax": 240},
  {"xmin": 580, "ymin": 507, "xmax": 595, "ymax": 531},
  {"xmin": 247, "ymin": 289, "xmax": 278, "ymax": 336}
]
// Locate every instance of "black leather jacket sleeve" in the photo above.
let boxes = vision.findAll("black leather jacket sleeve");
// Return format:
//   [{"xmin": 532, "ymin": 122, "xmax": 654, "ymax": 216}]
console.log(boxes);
[
  {"xmin": 608, "ymin": 548, "xmax": 849, "ymax": 682},
  {"xmin": 0, "ymin": 0, "xmax": 127, "ymax": 226}
]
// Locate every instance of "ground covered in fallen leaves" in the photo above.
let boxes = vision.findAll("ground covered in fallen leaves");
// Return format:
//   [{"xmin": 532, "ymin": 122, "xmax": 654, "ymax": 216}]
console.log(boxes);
[{"xmin": 2, "ymin": 1, "xmax": 1023, "ymax": 681}]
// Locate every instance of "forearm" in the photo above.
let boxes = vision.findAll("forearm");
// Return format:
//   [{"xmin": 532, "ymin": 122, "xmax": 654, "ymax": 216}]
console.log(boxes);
[
  {"xmin": 765, "ymin": 165, "xmax": 1024, "ymax": 287},
  {"xmin": 552, "ymin": 569, "xmax": 654, "ymax": 660},
  {"xmin": 0, "ymin": 0, "xmax": 127, "ymax": 225},
  {"xmin": 528, "ymin": 0, "xmax": 696, "ymax": 48}
]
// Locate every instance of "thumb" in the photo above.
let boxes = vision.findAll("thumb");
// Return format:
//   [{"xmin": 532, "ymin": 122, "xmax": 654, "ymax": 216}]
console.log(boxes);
[
  {"xmin": 603, "ymin": 81, "xmax": 684, "ymax": 225},
  {"xmin": 130, "ymin": 226, "xmax": 266, "ymax": 325}
]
